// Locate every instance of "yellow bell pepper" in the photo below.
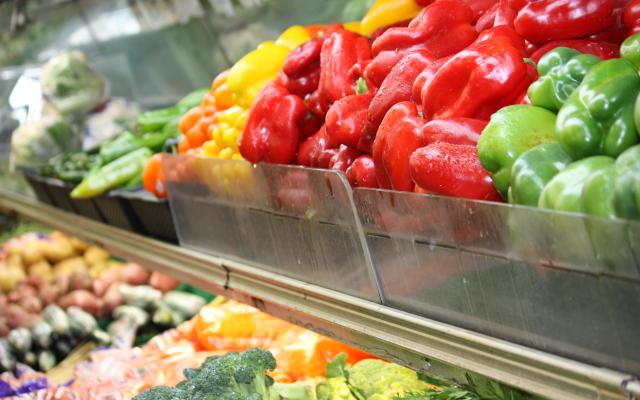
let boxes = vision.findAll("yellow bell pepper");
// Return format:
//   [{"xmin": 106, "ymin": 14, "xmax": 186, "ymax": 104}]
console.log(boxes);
[
  {"xmin": 227, "ymin": 26, "xmax": 311, "ymax": 108},
  {"xmin": 360, "ymin": 0, "xmax": 422, "ymax": 36},
  {"xmin": 275, "ymin": 25, "xmax": 311, "ymax": 50},
  {"xmin": 200, "ymin": 106, "xmax": 248, "ymax": 160},
  {"xmin": 343, "ymin": 21, "xmax": 362, "ymax": 35}
]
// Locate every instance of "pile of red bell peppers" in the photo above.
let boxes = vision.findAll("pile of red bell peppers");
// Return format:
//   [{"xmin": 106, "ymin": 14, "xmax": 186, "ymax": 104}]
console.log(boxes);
[{"xmin": 239, "ymin": 0, "xmax": 638, "ymax": 202}]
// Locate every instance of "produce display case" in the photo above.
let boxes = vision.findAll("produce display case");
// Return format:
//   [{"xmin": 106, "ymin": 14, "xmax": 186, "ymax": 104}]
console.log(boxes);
[{"xmin": 2, "ymin": 0, "xmax": 640, "ymax": 398}]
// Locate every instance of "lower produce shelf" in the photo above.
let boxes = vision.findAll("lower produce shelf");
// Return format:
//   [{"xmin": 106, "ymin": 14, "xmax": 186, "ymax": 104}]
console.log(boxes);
[{"xmin": 1, "ymin": 189, "xmax": 638, "ymax": 400}]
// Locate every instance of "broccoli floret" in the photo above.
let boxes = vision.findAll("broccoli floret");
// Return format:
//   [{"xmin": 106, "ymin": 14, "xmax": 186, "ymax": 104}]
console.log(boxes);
[
  {"xmin": 348, "ymin": 359, "xmax": 431, "ymax": 399},
  {"xmin": 316, "ymin": 377, "xmax": 357, "ymax": 400},
  {"xmin": 133, "ymin": 386, "xmax": 185, "ymax": 400}
]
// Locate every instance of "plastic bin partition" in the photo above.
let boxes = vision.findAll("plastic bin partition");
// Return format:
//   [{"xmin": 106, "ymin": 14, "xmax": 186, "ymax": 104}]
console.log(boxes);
[
  {"xmin": 352, "ymin": 188, "xmax": 640, "ymax": 375},
  {"xmin": 164, "ymin": 155, "xmax": 381, "ymax": 303}
]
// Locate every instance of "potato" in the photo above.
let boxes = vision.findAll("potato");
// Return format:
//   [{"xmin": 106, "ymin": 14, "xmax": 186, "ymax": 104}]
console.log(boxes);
[
  {"xmin": 22, "ymin": 241, "xmax": 46, "ymax": 266},
  {"xmin": 68, "ymin": 268, "xmax": 92, "ymax": 291},
  {"xmin": 19, "ymin": 296, "xmax": 43, "ymax": 314},
  {"xmin": 92, "ymin": 267, "xmax": 122, "ymax": 297},
  {"xmin": 53, "ymin": 257, "xmax": 87, "ymax": 276},
  {"xmin": 6, "ymin": 254, "xmax": 24, "ymax": 270},
  {"xmin": 83, "ymin": 246, "xmax": 110, "ymax": 266},
  {"xmin": 69, "ymin": 237, "xmax": 89, "ymax": 253},
  {"xmin": 58, "ymin": 290, "xmax": 99, "ymax": 315},
  {"xmin": 149, "ymin": 272, "xmax": 179, "ymax": 293},
  {"xmin": 28, "ymin": 260, "xmax": 53, "ymax": 283},
  {"xmin": 101, "ymin": 283, "xmax": 124, "ymax": 315},
  {"xmin": 119, "ymin": 263, "xmax": 149, "ymax": 285},
  {"xmin": 0, "ymin": 304, "xmax": 38, "ymax": 329},
  {"xmin": 0, "ymin": 266, "xmax": 27, "ymax": 293},
  {"xmin": 39, "ymin": 283, "xmax": 65, "ymax": 305},
  {"xmin": 42, "ymin": 238, "xmax": 76, "ymax": 263},
  {"xmin": 8, "ymin": 283, "xmax": 37, "ymax": 303},
  {"xmin": 88, "ymin": 261, "xmax": 109, "ymax": 279}
]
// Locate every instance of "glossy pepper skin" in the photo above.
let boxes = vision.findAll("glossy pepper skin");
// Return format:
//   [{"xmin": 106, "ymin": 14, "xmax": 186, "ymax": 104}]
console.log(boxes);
[
  {"xmin": 625, "ymin": 0, "xmax": 640, "ymax": 35},
  {"xmin": 318, "ymin": 29, "xmax": 372, "ymax": 107},
  {"xmin": 298, "ymin": 125, "xmax": 334, "ymax": 168},
  {"xmin": 359, "ymin": 0, "xmax": 422, "ymax": 37},
  {"xmin": 372, "ymin": 0, "xmax": 477, "ymax": 59},
  {"xmin": 372, "ymin": 102, "xmax": 427, "ymax": 191},
  {"xmin": 346, "ymin": 155, "xmax": 378, "ymax": 188},
  {"xmin": 612, "ymin": 144, "xmax": 640, "ymax": 219},
  {"xmin": 556, "ymin": 58, "xmax": 640, "ymax": 160},
  {"xmin": 328, "ymin": 145, "xmax": 361, "ymax": 172},
  {"xmin": 509, "ymin": 143, "xmax": 572, "ymax": 206},
  {"xmin": 620, "ymin": 32, "xmax": 640, "ymax": 70},
  {"xmin": 420, "ymin": 118, "xmax": 486, "ymax": 145},
  {"xmin": 410, "ymin": 143, "xmax": 502, "ymax": 200},
  {"xmin": 71, "ymin": 148, "xmax": 152, "ymax": 199},
  {"xmin": 142, "ymin": 153, "xmax": 167, "ymax": 199},
  {"xmin": 528, "ymin": 47, "xmax": 601, "ymax": 112},
  {"xmin": 326, "ymin": 93, "xmax": 373, "ymax": 149},
  {"xmin": 539, "ymin": 155, "xmax": 614, "ymax": 212},
  {"xmin": 359, "ymin": 50, "xmax": 434, "ymax": 153},
  {"xmin": 514, "ymin": 0, "xmax": 615, "ymax": 45},
  {"xmin": 530, "ymin": 39, "xmax": 619, "ymax": 63},
  {"xmin": 240, "ymin": 82, "xmax": 306, "ymax": 164},
  {"xmin": 421, "ymin": 27, "xmax": 530, "ymax": 120},
  {"xmin": 477, "ymin": 105, "xmax": 558, "ymax": 199}
]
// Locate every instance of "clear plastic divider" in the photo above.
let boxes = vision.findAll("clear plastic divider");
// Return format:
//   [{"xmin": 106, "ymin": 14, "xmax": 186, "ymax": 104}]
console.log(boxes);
[
  {"xmin": 353, "ymin": 188, "xmax": 640, "ymax": 375},
  {"xmin": 164, "ymin": 155, "xmax": 381, "ymax": 303}
]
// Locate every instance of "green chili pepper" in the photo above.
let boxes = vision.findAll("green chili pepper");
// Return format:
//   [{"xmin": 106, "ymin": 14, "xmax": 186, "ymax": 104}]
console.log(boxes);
[
  {"xmin": 99, "ymin": 131, "xmax": 143, "ymax": 164},
  {"xmin": 138, "ymin": 106, "xmax": 181, "ymax": 134},
  {"xmin": 71, "ymin": 148, "xmax": 152, "ymax": 198}
]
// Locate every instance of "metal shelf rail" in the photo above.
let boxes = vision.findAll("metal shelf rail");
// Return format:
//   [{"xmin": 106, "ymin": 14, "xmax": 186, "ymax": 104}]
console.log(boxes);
[{"xmin": 0, "ymin": 189, "xmax": 638, "ymax": 400}]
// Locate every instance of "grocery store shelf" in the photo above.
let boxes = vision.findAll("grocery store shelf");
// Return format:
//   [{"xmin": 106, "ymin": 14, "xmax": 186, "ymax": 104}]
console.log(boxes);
[{"xmin": 1, "ymin": 189, "xmax": 638, "ymax": 400}]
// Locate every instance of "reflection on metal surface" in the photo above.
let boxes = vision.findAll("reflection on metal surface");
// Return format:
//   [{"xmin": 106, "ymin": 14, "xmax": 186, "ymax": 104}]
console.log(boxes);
[{"xmin": 1, "ymin": 188, "xmax": 639, "ymax": 400}]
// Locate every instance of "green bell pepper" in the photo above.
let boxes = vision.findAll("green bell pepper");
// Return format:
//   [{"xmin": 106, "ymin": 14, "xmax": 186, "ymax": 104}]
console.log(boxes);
[
  {"xmin": 556, "ymin": 58, "xmax": 640, "ymax": 160},
  {"xmin": 538, "ymin": 155, "xmax": 614, "ymax": 212},
  {"xmin": 528, "ymin": 47, "xmax": 600, "ymax": 112},
  {"xmin": 612, "ymin": 144, "xmax": 640, "ymax": 219},
  {"xmin": 582, "ymin": 166, "xmax": 617, "ymax": 218},
  {"xmin": 477, "ymin": 105, "xmax": 558, "ymax": 199},
  {"xmin": 71, "ymin": 148, "xmax": 152, "ymax": 199},
  {"xmin": 99, "ymin": 131, "xmax": 143, "ymax": 164},
  {"xmin": 509, "ymin": 143, "xmax": 572, "ymax": 206},
  {"xmin": 621, "ymin": 32, "xmax": 640, "ymax": 71}
]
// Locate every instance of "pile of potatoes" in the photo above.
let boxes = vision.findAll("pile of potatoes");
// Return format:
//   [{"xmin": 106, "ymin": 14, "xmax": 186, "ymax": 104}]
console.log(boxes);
[{"xmin": 0, "ymin": 231, "xmax": 175, "ymax": 336}]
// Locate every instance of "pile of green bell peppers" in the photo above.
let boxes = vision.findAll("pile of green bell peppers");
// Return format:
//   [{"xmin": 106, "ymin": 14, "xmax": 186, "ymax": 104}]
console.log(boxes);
[{"xmin": 478, "ymin": 33, "xmax": 640, "ymax": 221}]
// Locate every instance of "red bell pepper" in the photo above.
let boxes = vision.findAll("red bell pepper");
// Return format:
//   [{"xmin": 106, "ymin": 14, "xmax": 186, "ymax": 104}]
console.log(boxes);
[
  {"xmin": 363, "ymin": 51, "xmax": 406, "ymax": 89},
  {"xmin": 283, "ymin": 38, "xmax": 323, "ymax": 77},
  {"xmin": 318, "ymin": 29, "xmax": 372, "ymax": 106},
  {"xmin": 359, "ymin": 50, "xmax": 434, "ymax": 153},
  {"xmin": 298, "ymin": 125, "xmax": 331, "ymax": 167},
  {"xmin": 372, "ymin": 101, "xmax": 427, "ymax": 191},
  {"xmin": 372, "ymin": 0, "xmax": 478, "ymax": 59},
  {"xmin": 514, "ymin": 0, "xmax": 615, "ymax": 45},
  {"xmin": 306, "ymin": 90, "xmax": 329, "ymax": 117},
  {"xmin": 346, "ymin": 60, "xmax": 378, "ymax": 94},
  {"xmin": 328, "ymin": 145, "xmax": 361, "ymax": 172},
  {"xmin": 410, "ymin": 143, "xmax": 501, "ymax": 200},
  {"xmin": 421, "ymin": 27, "xmax": 530, "ymax": 120},
  {"xmin": 417, "ymin": 0, "xmax": 498, "ymax": 20},
  {"xmin": 412, "ymin": 56, "xmax": 451, "ymax": 104},
  {"xmin": 370, "ymin": 19, "xmax": 412, "ymax": 41},
  {"xmin": 585, "ymin": 0, "xmax": 627, "ymax": 45},
  {"xmin": 278, "ymin": 69, "xmax": 320, "ymax": 97},
  {"xmin": 326, "ymin": 93, "xmax": 374, "ymax": 149},
  {"xmin": 240, "ymin": 82, "xmax": 307, "ymax": 164},
  {"xmin": 419, "ymin": 118, "xmax": 487, "ymax": 145},
  {"xmin": 529, "ymin": 39, "xmax": 619, "ymax": 62},
  {"xmin": 625, "ymin": 0, "xmax": 640, "ymax": 35},
  {"xmin": 299, "ymin": 112, "xmax": 324, "ymax": 140},
  {"xmin": 346, "ymin": 155, "xmax": 378, "ymax": 188},
  {"xmin": 475, "ymin": 3, "xmax": 500, "ymax": 31},
  {"xmin": 494, "ymin": 0, "xmax": 517, "ymax": 27}
]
